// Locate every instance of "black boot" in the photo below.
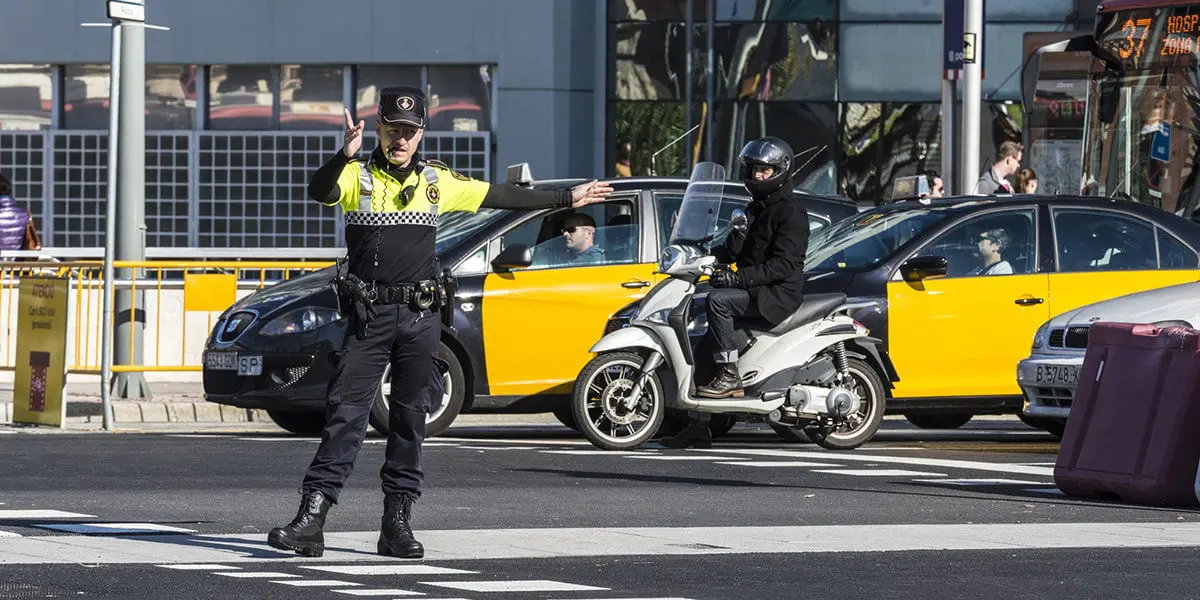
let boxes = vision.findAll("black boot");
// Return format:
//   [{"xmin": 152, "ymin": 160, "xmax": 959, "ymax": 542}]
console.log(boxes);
[
  {"xmin": 660, "ymin": 416, "xmax": 713, "ymax": 449},
  {"xmin": 378, "ymin": 492, "xmax": 424, "ymax": 558},
  {"xmin": 697, "ymin": 364, "xmax": 743, "ymax": 399},
  {"xmin": 267, "ymin": 490, "xmax": 331, "ymax": 557}
]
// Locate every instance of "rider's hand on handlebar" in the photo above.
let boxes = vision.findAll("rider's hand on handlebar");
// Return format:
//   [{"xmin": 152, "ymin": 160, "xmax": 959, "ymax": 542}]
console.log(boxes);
[{"xmin": 710, "ymin": 269, "xmax": 745, "ymax": 289}]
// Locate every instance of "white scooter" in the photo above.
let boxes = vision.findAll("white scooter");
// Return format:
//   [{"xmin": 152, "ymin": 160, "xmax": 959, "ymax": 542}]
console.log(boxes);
[{"xmin": 570, "ymin": 162, "xmax": 897, "ymax": 451}]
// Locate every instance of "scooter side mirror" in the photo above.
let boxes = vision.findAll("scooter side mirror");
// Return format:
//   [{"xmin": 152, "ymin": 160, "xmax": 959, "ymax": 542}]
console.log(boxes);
[{"xmin": 899, "ymin": 255, "xmax": 948, "ymax": 283}]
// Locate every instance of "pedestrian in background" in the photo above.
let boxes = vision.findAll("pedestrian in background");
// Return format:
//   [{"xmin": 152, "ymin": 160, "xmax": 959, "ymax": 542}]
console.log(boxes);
[
  {"xmin": 0, "ymin": 172, "xmax": 39, "ymax": 252},
  {"xmin": 974, "ymin": 141, "xmax": 1023, "ymax": 195},
  {"xmin": 1016, "ymin": 167, "xmax": 1039, "ymax": 194}
]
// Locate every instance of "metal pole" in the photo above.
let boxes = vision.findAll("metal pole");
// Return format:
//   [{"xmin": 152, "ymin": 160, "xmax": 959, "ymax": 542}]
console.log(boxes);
[
  {"xmin": 961, "ymin": 0, "xmax": 983, "ymax": 194},
  {"xmin": 705, "ymin": 0, "xmax": 715, "ymax": 163},
  {"xmin": 685, "ymin": 0, "xmax": 694, "ymax": 170},
  {"xmin": 100, "ymin": 22, "xmax": 122, "ymax": 430},
  {"xmin": 112, "ymin": 17, "xmax": 151, "ymax": 399}
]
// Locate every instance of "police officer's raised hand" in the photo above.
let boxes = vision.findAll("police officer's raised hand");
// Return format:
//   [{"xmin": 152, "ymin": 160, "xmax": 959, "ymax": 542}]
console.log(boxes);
[
  {"xmin": 342, "ymin": 109, "xmax": 366, "ymax": 158},
  {"xmin": 570, "ymin": 180, "xmax": 614, "ymax": 208}
]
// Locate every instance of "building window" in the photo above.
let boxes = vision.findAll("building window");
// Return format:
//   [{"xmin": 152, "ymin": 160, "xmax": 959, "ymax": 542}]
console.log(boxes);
[
  {"xmin": 147, "ymin": 65, "xmax": 198, "ymax": 130},
  {"xmin": 279, "ymin": 65, "xmax": 344, "ymax": 130},
  {"xmin": 207, "ymin": 65, "xmax": 276, "ymax": 130},
  {"xmin": 704, "ymin": 21, "xmax": 836, "ymax": 101},
  {"xmin": 426, "ymin": 65, "xmax": 493, "ymax": 131},
  {"xmin": 612, "ymin": 101, "xmax": 691, "ymax": 177},
  {"xmin": 355, "ymin": 66, "xmax": 422, "ymax": 131},
  {"xmin": 612, "ymin": 22, "xmax": 700, "ymax": 101},
  {"xmin": 839, "ymin": 102, "xmax": 943, "ymax": 202},
  {"xmin": 0, "ymin": 64, "xmax": 52, "ymax": 130},
  {"xmin": 63, "ymin": 64, "xmax": 111, "ymax": 130}
]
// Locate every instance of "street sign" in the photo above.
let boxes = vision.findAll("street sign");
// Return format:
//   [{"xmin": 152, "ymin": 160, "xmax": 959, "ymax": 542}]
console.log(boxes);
[
  {"xmin": 1151, "ymin": 123, "xmax": 1172, "ymax": 163},
  {"xmin": 963, "ymin": 33, "xmax": 977, "ymax": 63},
  {"xmin": 943, "ymin": 0, "xmax": 986, "ymax": 80},
  {"xmin": 107, "ymin": 0, "xmax": 145, "ymax": 22}
]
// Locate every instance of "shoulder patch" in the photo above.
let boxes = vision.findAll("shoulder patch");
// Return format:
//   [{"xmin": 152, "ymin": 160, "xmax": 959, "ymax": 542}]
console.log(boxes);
[
  {"xmin": 451, "ymin": 170, "xmax": 471, "ymax": 181},
  {"xmin": 427, "ymin": 184, "xmax": 440, "ymax": 204},
  {"xmin": 426, "ymin": 159, "xmax": 452, "ymax": 170}
]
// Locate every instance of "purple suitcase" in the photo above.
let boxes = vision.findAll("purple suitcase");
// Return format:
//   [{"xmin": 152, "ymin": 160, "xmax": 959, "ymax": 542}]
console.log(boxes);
[{"xmin": 1054, "ymin": 321, "xmax": 1200, "ymax": 507}]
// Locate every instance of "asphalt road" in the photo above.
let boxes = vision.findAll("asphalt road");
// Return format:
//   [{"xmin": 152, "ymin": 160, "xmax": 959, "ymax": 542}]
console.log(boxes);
[{"xmin": 2, "ymin": 418, "xmax": 1199, "ymax": 599}]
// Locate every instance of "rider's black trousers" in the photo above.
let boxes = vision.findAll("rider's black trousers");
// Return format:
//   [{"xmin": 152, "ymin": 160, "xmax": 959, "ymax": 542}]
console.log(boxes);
[
  {"xmin": 705, "ymin": 288, "xmax": 761, "ymax": 363},
  {"xmin": 300, "ymin": 302, "xmax": 443, "ymax": 504}
]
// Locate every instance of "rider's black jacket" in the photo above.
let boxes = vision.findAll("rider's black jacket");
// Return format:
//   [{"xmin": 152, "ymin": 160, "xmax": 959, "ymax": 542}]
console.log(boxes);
[{"xmin": 714, "ymin": 185, "xmax": 810, "ymax": 325}]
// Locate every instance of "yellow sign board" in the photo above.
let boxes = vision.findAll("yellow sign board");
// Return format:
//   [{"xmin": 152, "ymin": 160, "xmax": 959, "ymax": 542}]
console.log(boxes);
[{"xmin": 12, "ymin": 276, "xmax": 69, "ymax": 427}]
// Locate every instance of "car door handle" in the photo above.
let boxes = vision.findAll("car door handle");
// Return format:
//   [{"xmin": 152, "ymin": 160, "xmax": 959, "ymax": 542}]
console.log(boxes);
[
  {"xmin": 622, "ymin": 280, "xmax": 652, "ymax": 289},
  {"xmin": 1014, "ymin": 297, "xmax": 1044, "ymax": 306}
]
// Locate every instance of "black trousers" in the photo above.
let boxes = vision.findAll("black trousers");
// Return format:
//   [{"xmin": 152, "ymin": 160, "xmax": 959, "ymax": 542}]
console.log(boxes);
[
  {"xmin": 705, "ymin": 288, "xmax": 761, "ymax": 364},
  {"xmin": 301, "ymin": 302, "xmax": 442, "ymax": 504}
]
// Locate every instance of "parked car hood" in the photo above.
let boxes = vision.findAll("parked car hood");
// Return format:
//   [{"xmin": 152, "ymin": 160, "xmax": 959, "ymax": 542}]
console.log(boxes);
[{"xmin": 1046, "ymin": 280, "xmax": 1200, "ymax": 329}]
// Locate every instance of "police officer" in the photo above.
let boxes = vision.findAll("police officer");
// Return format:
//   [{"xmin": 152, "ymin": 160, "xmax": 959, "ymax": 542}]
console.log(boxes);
[{"xmin": 268, "ymin": 86, "xmax": 613, "ymax": 559}]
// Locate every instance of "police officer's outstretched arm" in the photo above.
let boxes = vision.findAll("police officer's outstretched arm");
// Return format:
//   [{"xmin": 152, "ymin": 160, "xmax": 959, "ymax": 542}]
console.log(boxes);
[
  {"xmin": 434, "ymin": 170, "xmax": 615, "ymax": 214},
  {"xmin": 307, "ymin": 109, "xmax": 366, "ymax": 207}
]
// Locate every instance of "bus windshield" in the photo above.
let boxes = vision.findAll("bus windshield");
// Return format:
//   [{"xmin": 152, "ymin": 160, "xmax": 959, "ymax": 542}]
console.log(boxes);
[{"xmin": 1079, "ymin": 2, "xmax": 1200, "ymax": 219}]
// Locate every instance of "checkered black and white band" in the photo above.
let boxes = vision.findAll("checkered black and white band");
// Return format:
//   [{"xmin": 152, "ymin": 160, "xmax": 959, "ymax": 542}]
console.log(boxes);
[{"xmin": 344, "ymin": 210, "xmax": 438, "ymax": 227}]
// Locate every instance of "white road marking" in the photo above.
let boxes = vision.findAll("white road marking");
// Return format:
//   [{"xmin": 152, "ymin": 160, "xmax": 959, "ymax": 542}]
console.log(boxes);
[
  {"xmin": 717, "ymin": 461, "xmax": 843, "ymax": 468},
  {"xmin": 625, "ymin": 455, "xmax": 749, "ymax": 461},
  {"xmin": 216, "ymin": 572, "xmax": 300, "ymax": 578},
  {"xmin": 273, "ymin": 579, "xmax": 361, "ymax": 587},
  {"xmin": 546, "ymin": 598, "xmax": 696, "ymax": 600},
  {"xmin": 814, "ymin": 469, "xmax": 946, "ymax": 477},
  {"xmin": 0, "ymin": 531, "xmax": 21, "ymax": 538},
  {"xmin": 4, "ymin": 522, "xmax": 1200, "ymax": 564},
  {"xmin": 333, "ymin": 590, "xmax": 424, "ymax": 597},
  {"xmin": 540, "ymin": 450, "xmax": 644, "ymax": 456},
  {"xmin": 912, "ymin": 478, "xmax": 1046, "ymax": 486},
  {"xmin": 423, "ymin": 579, "xmax": 609, "ymax": 593},
  {"xmin": 0, "ymin": 510, "xmax": 95, "ymax": 519},
  {"xmin": 455, "ymin": 445, "xmax": 538, "ymax": 451},
  {"xmin": 33, "ymin": 523, "xmax": 197, "ymax": 534},
  {"xmin": 156, "ymin": 563, "xmax": 241, "ymax": 570},
  {"xmin": 303, "ymin": 565, "xmax": 477, "ymax": 576},
  {"xmin": 436, "ymin": 437, "xmax": 591, "ymax": 447},
  {"xmin": 694, "ymin": 448, "xmax": 1056, "ymax": 476}
]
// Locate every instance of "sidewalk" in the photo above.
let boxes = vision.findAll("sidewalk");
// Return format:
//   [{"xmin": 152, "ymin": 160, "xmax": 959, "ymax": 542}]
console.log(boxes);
[{"xmin": 0, "ymin": 381, "xmax": 272, "ymax": 426}]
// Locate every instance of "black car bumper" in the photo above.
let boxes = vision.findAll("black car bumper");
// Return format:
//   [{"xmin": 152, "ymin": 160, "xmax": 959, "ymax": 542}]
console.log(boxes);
[{"xmin": 203, "ymin": 347, "xmax": 335, "ymax": 412}]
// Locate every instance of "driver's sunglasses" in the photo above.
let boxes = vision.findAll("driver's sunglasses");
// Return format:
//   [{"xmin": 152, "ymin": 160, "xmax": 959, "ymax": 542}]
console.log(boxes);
[{"xmin": 562, "ymin": 226, "xmax": 578, "ymax": 234}]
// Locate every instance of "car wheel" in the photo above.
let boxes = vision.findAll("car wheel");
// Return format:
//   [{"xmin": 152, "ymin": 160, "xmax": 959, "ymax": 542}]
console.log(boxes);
[
  {"xmin": 267, "ymin": 410, "xmax": 326, "ymax": 436},
  {"xmin": 709, "ymin": 414, "xmax": 737, "ymax": 439},
  {"xmin": 904, "ymin": 414, "xmax": 974, "ymax": 429},
  {"xmin": 369, "ymin": 341, "xmax": 466, "ymax": 439}
]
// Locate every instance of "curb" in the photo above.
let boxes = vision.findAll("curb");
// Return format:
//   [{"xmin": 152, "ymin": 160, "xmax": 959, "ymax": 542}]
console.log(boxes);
[{"xmin": 1, "ymin": 401, "xmax": 272, "ymax": 425}]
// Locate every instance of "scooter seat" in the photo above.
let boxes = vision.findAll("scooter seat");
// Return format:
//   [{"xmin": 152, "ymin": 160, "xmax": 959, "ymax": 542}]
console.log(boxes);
[{"xmin": 734, "ymin": 293, "xmax": 848, "ymax": 335}]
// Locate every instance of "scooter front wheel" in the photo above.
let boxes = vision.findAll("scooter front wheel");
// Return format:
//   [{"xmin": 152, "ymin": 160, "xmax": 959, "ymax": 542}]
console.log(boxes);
[{"xmin": 572, "ymin": 351, "xmax": 666, "ymax": 451}]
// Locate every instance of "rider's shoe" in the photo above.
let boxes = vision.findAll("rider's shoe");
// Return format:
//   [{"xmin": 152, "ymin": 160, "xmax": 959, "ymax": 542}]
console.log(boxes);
[{"xmin": 696, "ymin": 364, "xmax": 743, "ymax": 399}]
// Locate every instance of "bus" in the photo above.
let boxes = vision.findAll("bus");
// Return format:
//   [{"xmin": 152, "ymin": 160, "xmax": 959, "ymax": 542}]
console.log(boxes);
[{"xmin": 1024, "ymin": 0, "xmax": 1200, "ymax": 219}]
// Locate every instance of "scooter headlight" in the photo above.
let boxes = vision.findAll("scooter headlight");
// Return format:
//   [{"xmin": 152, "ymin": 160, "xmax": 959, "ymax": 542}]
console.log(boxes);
[{"xmin": 659, "ymin": 246, "xmax": 683, "ymax": 273}]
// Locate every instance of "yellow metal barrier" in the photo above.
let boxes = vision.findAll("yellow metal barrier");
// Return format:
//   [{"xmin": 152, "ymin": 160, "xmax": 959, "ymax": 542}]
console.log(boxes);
[{"xmin": 0, "ymin": 260, "xmax": 333, "ymax": 376}]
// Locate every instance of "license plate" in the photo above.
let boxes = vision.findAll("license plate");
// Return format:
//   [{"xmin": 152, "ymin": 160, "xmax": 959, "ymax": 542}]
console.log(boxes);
[
  {"xmin": 204, "ymin": 352, "xmax": 262, "ymax": 376},
  {"xmin": 1035, "ymin": 364, "xmax": 1079, "ymax": 386}
]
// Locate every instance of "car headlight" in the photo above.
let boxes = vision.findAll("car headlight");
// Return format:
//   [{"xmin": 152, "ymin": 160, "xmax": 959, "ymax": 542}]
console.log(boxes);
[
  {"xmin": 1031, "ymin": 321, "xmax": 1051, "ymax": 350},
  {"xmin": 260, "ymin": 307, "xmax": 342, "ymax": 336}
]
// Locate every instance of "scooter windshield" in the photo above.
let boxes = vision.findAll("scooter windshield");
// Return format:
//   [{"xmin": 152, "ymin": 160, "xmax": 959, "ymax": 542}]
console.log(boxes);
[{"xmin": 668, "ymin": 161, "xmax": 726, "ymax": 249}]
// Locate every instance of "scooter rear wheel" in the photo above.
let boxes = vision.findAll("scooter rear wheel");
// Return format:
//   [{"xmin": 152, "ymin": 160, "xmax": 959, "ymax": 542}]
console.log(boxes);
[
  {"xmin": 807, "ymin": 358, "xmax": 886, "ymax": 450},
  {"xmin": 572, "ymin": 351, "xmax": 666, "ymax": 451}
]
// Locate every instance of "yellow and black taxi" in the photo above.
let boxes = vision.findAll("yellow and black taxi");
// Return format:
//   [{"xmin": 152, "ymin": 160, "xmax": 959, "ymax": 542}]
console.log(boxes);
[
  {"xmin": 606, "ymin": 189, "xmax": 1200, "ymax": 438},
  {"xmin": 201, "ymin": 166, "xmax": 859, "ymax": 437}
]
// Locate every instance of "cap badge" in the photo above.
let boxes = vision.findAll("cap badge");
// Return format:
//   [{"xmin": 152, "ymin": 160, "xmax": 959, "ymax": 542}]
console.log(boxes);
[{"xmin": 397, "ymin": 96, "xmax": 415, "ymax": 111}]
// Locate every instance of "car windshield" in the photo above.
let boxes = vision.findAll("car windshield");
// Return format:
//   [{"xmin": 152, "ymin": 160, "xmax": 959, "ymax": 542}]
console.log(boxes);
[
  {"xmin": 806, "ymin": 208, "xmax": 950, "ymax": 271},
  {"xmin": 436, "ymin": 208, "xmax": 505, "ymax": 253}
]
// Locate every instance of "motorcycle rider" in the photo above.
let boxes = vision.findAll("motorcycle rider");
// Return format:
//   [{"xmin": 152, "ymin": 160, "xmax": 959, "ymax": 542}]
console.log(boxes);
[{"xmin": 661, "ymin": 137, "xmax": 810, "ymax": 449}]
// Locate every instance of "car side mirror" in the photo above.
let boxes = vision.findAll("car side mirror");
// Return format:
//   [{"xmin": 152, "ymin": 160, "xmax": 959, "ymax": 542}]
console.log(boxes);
[
  {"xmin": 899, "ymin": 255, "xmax": 948, "ymax": 283},
  {"xmin": 492, "ymin": 243, "xmax": 533, "ymax": 271}
]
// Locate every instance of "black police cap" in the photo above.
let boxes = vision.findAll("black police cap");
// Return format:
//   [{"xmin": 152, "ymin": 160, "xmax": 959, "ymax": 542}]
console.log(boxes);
[{"xmin": 378, "ymin": 85, "xmax": 426, "ymax": 128}]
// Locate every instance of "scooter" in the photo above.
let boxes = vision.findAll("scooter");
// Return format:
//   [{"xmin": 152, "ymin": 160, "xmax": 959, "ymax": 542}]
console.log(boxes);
[{"xmin": 570, "ymin": 162, "xmax": 898, "ymax": 451}]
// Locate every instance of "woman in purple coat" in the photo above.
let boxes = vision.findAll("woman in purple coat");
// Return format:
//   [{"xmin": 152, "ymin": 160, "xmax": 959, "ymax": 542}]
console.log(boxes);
[{"xmin": 0, "ymin": 173, "xmax": 34, "ymax": 250}]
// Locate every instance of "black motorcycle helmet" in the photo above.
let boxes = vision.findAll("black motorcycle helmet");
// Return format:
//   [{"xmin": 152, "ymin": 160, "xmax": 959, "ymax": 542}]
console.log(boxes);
[{"xmin": 738, "ymin": 137, "xmax": 793, "ymax": 198}]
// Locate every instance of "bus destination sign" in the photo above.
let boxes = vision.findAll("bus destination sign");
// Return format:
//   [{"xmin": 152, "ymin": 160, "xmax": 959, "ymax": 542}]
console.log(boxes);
[{"xmin": 1099, "ymin": 4, "xmax": 1200, "ymax": 69}]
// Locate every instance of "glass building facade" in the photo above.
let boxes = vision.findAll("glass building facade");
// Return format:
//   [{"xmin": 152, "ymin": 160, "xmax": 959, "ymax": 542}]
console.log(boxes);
[{"xmin": 605, "ymin": 0, "xmax": 1101, "ymax": 201}]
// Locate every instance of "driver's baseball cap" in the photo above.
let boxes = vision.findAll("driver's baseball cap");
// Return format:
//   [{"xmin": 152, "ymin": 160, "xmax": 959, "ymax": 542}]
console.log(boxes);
[{"xmin": 377, "ymin": 86, "xmax": 426, "ymax": 128}]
